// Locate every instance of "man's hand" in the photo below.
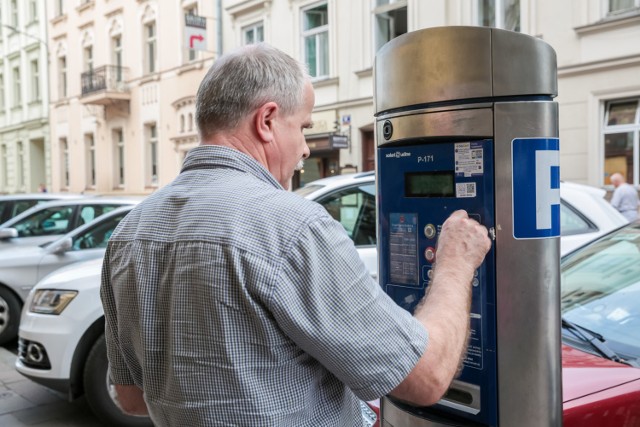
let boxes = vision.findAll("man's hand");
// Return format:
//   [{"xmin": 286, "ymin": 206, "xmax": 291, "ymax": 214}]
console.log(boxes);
[
  {"xmin": 114, "ymin": 384, "xmax": 149, "ymax": 416},
  {"xmin": 434, "ymin": 210, "xmax": 492, "ymax": 279},
  {"xmin": 389, "ymin": 210, "xmax": 491, "ymax": 407}
]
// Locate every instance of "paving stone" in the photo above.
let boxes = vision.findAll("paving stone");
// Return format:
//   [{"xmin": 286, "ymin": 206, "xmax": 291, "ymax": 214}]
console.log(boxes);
[
  {"xmin": 0, "ymin": 389, "xmax": 37, "ymax": 415},
  {"xmin": 11, "ymin": 401, "xmax": 78, "ymax": 424},
  {"xmin": 8, "ymin": 380, "xmax": 64, "ymax": 406},
  {"xmin": 0, "ymin": 413, "xmax": 27, "ymax": 427},
  {"xmin": 0, "ymin": 346, "xmax": 104, "ymax": 426}
]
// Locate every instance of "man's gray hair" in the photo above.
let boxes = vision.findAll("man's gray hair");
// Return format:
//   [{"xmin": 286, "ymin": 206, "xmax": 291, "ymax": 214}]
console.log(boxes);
[{"xmin": 196, "ymin": 43, "xmax": 310, "ymax": 139}]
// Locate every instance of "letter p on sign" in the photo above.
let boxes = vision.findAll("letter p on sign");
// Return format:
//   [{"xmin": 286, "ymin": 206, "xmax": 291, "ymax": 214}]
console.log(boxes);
[{"xmin": 512, "ymin": 138, "xmax": 560, "ymax": 239}]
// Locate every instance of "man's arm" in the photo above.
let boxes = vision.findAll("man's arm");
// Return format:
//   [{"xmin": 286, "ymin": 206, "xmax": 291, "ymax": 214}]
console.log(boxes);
[
  {"xmin": 610, "ymin": 187, "xmax": 623, "ymax": 211},
  {"xmin": 100, "ymin": 247, "xmax": 148, "ymax": 417},
  {"xmin": 389, "ymin": 210, "xmax": 491, "ymax": 406},
  {"xmin": 114, "ymin": 384, "xmax": 149, "ymax": 416}
]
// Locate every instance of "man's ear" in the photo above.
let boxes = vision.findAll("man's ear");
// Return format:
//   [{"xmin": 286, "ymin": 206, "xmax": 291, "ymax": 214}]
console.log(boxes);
[{"xmin": 255, "ymin": 102, "xmax": 278, "ymax": 144}]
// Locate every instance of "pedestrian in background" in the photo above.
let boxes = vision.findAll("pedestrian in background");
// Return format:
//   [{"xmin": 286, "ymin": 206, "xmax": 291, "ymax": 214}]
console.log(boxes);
[
  {"xmin": 100, "ymin": 43, "xmax": 491, "ymax": 426},
  {"xmin": 610, "ymin": 172, "xmax": 639, "ymax": 221}
]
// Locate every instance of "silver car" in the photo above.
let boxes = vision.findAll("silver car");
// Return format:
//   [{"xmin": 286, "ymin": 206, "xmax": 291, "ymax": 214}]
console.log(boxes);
[
  {"xmin": 0, "ymin": 205, "xmax": 136, "ymax": 345},
  {"xmin": 0, "ymin": 197, "xmax": 141, "ymax": 249},
  {"xmin": 0, "ymin": 193, "xmax": 85, "ymax": 224}
]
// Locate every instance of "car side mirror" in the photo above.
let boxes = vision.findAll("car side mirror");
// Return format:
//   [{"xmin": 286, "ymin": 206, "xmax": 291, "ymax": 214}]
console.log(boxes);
[
  {"xmin": 0, "ymin": 228, "xmax": 18, "ymax": 239},
  {"xmin": 48, "ymin": 237, "xmax": 73, "ymax": 255}
]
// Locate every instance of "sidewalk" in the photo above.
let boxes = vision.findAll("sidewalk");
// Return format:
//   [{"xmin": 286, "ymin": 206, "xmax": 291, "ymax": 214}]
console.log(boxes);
[{"xmin": 0, "ymin": 346, "xmax": 103, "ymax": 426}]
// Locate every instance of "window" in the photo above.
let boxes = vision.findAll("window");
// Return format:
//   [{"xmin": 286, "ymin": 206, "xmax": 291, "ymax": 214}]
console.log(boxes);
[
  {"xmin": 243, "ymin": 22, "xmax": 264, "ymax": 45},
  {"xmin": 373, "ymin": 0, "xmax": 408, "ymax": 52},
  {"xmin": 112, "ymin": 35, "xmax": 123, "ymax": 82},
  {"xmin": 477, "ymin": 0, "xmax": 521, "ymax": 32},
  {"xmin": 114, "ymin": 129, "xmax": 125, "ymax": 187},
  {"xmin": 147, "ymin": 124, "xmax": 158, "ymax": 186},
  {"xmin": 58, "ymin": 56, "xmax": 67, "ymax": 99},
  {"xmin": 0, "ymin": 73, "xmax": 5, "ymax": 112},
  {"xmin": 185, "ymin": 5, "xmax": 198, "ymax": 61},
  {"xmin": 12, "ymin": 66, "xmax": 21, "ymax": 107},
  {"xmin": 61, "ymin": 138, "xmax": 69, "ymax": 188},
  {"xmin": 316, "ymin": 184, "xmax": 377, "ymax": 246},
  {"xmin": 86, "ymin": 134, "xmax": 96, "ymax": 188},
  {"xmin": 1, "ymin": 145, "xmax": 7, "ymax": 188},
  {"xmin": 73, "ymin": 211, "xmax": 128, "ymax": 250},
  {"xmin": 145, "ymin": 22, "xmax": 157, "ymax": 73},
  {"xmin": 560, "ymin": 202, "xmax": 597, "ymax": 236},
  {"xmin": 83, "ymin": 46, "xmax": 93, "ymax": 72},
  {"xmin": 16, "ymin": 142, "xmax": 24, "ymax": 189},
  {"xmin": 10, "ymin": 0, "xmax": 18, "ymax": 27},
  {"xmin": 302, "ymin": 2, "xmax": 329, "ymax": 79},
  {"xmin": 609, "ymin": 0, "xmax": 640, "ymax": 14},
  {"xmin": 603, "ymin": 99, "xmax": 640, "ymax": 186},
  {"xmin": 8, "ymin": 200, "xmax": 39, "ymax": 219},
  {"xmin": 29, "ymin": 0, "xmax": 38, "ymax": 22},
  {"xmin": 13, "ymin": 206, "xmax": 74, "ymax": 237},
  {"xmin": 79, "ymin": 205, "xmax": 119, "ymax": 225},
  {"xmin": 55, "ymin": 0, "xmax": 65, "ymax": 17},
  {"xmin": 30, "ymin": 60, "xmax": 40, "ymax": 102}
]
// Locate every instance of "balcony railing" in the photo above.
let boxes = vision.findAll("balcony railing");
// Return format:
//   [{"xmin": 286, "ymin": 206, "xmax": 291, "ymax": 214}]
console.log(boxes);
[{"xmin": 81, "ymin": 65, "xmax": 129, "ymax": 97}]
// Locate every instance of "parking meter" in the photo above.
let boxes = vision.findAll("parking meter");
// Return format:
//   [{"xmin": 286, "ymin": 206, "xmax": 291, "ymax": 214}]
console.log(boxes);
[{"xmin": 375, "ymin": 27, "xmax": 562, "ymax": 426}]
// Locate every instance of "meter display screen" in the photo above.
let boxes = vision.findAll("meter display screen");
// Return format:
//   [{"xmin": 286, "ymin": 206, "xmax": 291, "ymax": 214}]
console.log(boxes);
[{"xmin": 405, "ymin": 171, "xmax": 455, "ymax": 197}]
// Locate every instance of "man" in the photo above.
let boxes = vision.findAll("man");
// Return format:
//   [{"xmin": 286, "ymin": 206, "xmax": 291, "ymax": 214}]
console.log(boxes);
[
  {"xmin": 100, "ymin": 43, "xmax": 491, "ymax": 426},
  {"xmin": 610, "ymin": 172, "xmax": 639, "ymax": 221}
]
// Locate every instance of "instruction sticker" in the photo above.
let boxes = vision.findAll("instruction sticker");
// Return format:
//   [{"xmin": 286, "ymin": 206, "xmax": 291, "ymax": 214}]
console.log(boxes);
[
  {"xmin": 455, "ymin": 142, "xmax": 484, "ymax": 177},
  {"xmin": 456, "ymin": 182, "xmax": 477, "ymax": 198}
]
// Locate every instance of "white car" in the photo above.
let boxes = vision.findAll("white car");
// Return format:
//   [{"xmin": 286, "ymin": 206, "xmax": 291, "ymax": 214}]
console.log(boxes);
[
  {"xmin": 17, "ymin": 258, "xmax": 151, "ymax": 427},
  {"xmin": 294, "ymin": 172, "xmax": 628, "ymax": 277},
  {"xmin": 0, "ymin": 193, "xmax": 85, "ymax": 224},
  {"xmin": 0, "ymin": 197, "xmax": 142, "ymax": 249},
  {"xmin": 15, "ymin": 174, "xmax": 626, "ymax": 427},
  {"xmin": 0, "ymin": 206, "xmax": 135, "ymax": 345},
  {"xmin": 558, "ymin": 181, "xmax": 628, "ymax": 255}
]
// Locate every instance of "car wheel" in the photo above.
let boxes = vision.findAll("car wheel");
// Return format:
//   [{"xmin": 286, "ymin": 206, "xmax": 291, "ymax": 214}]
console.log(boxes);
[
  {"xmin": 84, "ymin": 335, "xmax": 153, "ymax": 427},
  {"xmin": 0, "ymin": 286, "xmax": 21, "ymax": 346}
]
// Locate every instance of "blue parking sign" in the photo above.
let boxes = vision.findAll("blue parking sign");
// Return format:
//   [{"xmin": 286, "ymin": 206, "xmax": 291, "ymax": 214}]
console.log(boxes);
[{"xmin": 512, "ymin": 138, "xmax": 560, "ymax": 239}]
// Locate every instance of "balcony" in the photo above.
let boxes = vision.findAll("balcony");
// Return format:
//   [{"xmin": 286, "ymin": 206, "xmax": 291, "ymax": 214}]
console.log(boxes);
[{"xmin": 80, "ymin": 65, "xmax": 130, "ymax": 106}]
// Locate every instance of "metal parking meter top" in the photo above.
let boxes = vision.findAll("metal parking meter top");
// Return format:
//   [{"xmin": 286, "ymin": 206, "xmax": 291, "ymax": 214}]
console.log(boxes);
[{"xmin": 374, "ymin": 27, "xmax": 562, "ymax": 427}]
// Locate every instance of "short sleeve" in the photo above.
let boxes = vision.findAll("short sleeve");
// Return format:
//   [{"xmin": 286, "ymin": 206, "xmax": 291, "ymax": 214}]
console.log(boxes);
[
  {"xmin": 268, "ymin": 214, "xmax": 429, "ymax": 401},
  {"xmin": 100, "ymin": 247, "xmax": 136, "ymax": 385}
]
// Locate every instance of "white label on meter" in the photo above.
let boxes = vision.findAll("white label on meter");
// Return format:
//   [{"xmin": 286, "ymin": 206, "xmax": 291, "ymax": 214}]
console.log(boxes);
[
  {"xmin": 455, "ymin": 142, "xmax": 484, "ymax": 177},
  {"xmin": 456, "ymin": 182, "xmax": 477, "ymax": 198}
]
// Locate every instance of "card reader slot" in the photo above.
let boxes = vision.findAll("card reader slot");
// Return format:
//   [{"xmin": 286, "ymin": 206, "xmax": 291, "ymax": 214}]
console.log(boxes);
[{"xmin": 439, "ymin": 380, "xmax": 481, "ymax": 415}]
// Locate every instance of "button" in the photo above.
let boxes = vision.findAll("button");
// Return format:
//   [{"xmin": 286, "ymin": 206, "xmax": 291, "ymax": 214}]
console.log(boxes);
[
  {"xmin": 427, "ymin": 269, "xmax": 433, "ymax": 279},
  {"xmin": 424, "ymin": 247, "xmax": 436, "ymax": 263},
  {"xmin": 472, "ymin": 278, "xmax": 480, "ymax": 287},
  {"xmin": 424, "ymin": 224, "xmax": 436, "ymax": 239}
]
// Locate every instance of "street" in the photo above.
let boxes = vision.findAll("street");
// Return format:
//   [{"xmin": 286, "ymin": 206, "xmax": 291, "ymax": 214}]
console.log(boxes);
[{"xmin": 0, "ymin": 341, "xmax": 104, "ymax": 427}]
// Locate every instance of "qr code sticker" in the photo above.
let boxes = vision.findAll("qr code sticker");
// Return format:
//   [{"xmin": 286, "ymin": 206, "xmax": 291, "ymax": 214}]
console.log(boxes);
[{"xmin": 456, "ymin": 182, "xmax": 477, "ymax": 198}]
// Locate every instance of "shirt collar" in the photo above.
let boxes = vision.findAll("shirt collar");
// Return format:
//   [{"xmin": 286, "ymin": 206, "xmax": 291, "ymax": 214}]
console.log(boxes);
[{"xmin": 181, "ymin": 145, "xmax": 284, "ymax": 190}]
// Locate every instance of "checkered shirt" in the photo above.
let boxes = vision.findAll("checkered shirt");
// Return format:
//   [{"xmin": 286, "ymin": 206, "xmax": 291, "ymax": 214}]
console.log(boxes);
[{"xmin": 100, "ymin": 145, "xmax": 428, "ymax": 426}]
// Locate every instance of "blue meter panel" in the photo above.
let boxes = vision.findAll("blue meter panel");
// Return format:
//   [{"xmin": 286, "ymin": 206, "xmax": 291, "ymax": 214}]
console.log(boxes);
[{"xmin": 378, "ymin": 140, "xmax": 498, "ymax": 427}]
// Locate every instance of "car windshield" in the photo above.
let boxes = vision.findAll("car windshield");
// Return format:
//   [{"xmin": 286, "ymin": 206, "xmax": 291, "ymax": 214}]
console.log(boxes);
[{"xmin": 561, "ymin": 222, "xmax": 640, "ymax": 360}]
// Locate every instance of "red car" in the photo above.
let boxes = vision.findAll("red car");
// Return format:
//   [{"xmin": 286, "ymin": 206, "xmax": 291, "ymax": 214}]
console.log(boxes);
[{"xmin": 367, "ymin": 221, "xmax": 640, "ymax": 426}]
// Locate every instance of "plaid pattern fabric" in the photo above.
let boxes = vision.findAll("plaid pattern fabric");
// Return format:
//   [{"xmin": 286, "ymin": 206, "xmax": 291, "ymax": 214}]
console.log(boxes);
[{"xmin": 100, "ymin": 145, "xmax": 428, "ymax": 426}]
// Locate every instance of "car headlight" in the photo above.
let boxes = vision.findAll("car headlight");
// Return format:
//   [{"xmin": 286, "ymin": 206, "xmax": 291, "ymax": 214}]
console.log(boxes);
[{"xmin": 29, "ymin": 290, "xmax": 78, "ymax": 315}]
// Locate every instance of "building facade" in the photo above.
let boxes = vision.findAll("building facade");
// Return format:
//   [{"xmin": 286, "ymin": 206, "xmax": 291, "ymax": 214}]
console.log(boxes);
[
  {"xmin": 222, "ymin": 0, "xmax": 640, "ymax": 190},
  {"xmin": 45, "ymin": 0, "xmax": 640, "ymax": 194},
  {"xmin": 0, "ymin": 0, "xmax": 50, "ymax": 194},
  {"xmin": 47, "ymin": 0, "xmax": 219, "ymax": 195}
]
